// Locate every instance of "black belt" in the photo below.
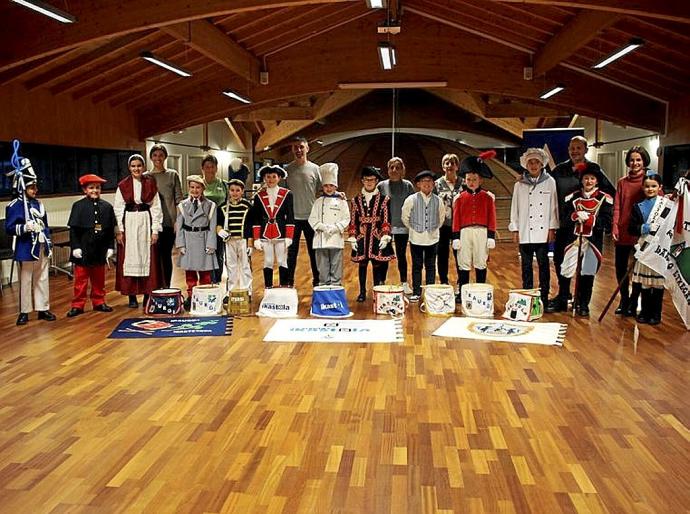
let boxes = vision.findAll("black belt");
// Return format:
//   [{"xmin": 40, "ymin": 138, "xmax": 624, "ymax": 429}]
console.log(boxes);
[
  {"xmin": 125, "ymin": 204, "xmax": 150, "ymax": 212},
  {"xmin": 182, "ymin": 224, "xmax": 209, "ymax": 232}
]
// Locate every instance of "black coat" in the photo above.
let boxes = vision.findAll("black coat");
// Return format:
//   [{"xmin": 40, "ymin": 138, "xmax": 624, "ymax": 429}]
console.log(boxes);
[{"xmin": 68, "ymin": 197, "xmax": 116, "ymax": 266}]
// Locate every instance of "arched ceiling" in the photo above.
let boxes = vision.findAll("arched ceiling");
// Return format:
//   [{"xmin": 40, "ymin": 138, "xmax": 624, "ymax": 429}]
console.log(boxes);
[{"xmin": 1, "ymin": 0, "xmax": 686, "ymax": 147}]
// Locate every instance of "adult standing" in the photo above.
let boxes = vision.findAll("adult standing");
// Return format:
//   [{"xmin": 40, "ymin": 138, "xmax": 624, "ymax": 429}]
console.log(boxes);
[
  {"xmin": 547, "ymin": 136, "xmax": 615, "ymax": 312},
  {"xmin": 285, "ymin": 136, "xmax": 321, "ymax": 287},
  {"xmin": 378, "ymin": 157, "xmax": 415, "ymax": 294},
  {"xmin": 435, "ymin": 153, "xmax": 463, "ymax": 287},
  {"xmin": 114, "ymin": 154, "xmax": 163, "ymax": 308},
  {"xmin": 612, "ymin": 146, "xmax": 649, "ymax": 316},
  {"xmin": 201, "ymin": 154, "xmax": 227, "ymax": 283},
  {"xmin": 146, "ymin": 144, "xmax": 183, "ymax": 288}
]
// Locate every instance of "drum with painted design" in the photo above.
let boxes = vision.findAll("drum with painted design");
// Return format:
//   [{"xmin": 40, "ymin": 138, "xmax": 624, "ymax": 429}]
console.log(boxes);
[
  {"xmin": 191, "ymin": 284, "xmax": 224, "ymax": 316},
  {"xmin": 460, "ymin": 283, "xmax": 494, "ymax": 318},
  {"xmin": 373, "ymin": 285, "xmax": 408, "ymax": 318},
  {"xmin": 145, "ymin": 288, "xmax": 183, "ymax": 315},
  {"xmin": 420, "ymin": 284, "xmax": 455, "ymax": 316}
]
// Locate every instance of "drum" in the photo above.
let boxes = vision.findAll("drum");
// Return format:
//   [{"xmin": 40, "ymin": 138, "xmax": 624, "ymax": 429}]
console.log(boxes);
[
  {"xmin": 503, "ymin": 288, "xmax": 543, "ymax": 321},
  {"xmin": 227, "ymin": 288, "xmax": 251, "ymax": 316},
  {"xmin": 257, "ymin": 287, "xmax": 299, "ymax": 318},
  {"xmin": 460, "ymin": 283, "xmax": 494, "ymax": 318},
  {"xmin": 420, "ymin": 284, "xmax": 455, "ymax": 316},
  {"xmin": 373, "ymin": 285, "xmax": 408, "ymax": 318},
  {"xmin": 190, "ymin": 284, "xmax": 223, "ymax": 316},
  {"xmin": 145, "ymin": 288, "xmax": 183, "ymax": 315},
  {"xmin": 311, "ymin": 285, "xmax": 352, "ymax": 318}
]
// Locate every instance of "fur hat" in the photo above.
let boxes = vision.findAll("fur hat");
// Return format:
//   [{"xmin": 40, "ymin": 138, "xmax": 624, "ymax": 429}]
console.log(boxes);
[
  {"xmin": 519, "ymin": 148, "xmax": 549, "ymax": 170},
  {"xmin": 186, "ymin": 174, "xmax": 206, "ymax": 187},
  {"xmin": 461, "ymin": 150, "xmax": 496, "ymax": 178},
  {"xmin": 79, "ymin": 174, "xmax": 106, "ymax": 187},
  {"xmin": 259, "ymin": 164, "xmax": 287, "ymax": 179},
  {"xmin": 361, "ymin": 166, "xmax": 382, "ymax": 181},
  {"xmin": 319, "ymin": 163, "xmax": 339, "ymax": 187}
]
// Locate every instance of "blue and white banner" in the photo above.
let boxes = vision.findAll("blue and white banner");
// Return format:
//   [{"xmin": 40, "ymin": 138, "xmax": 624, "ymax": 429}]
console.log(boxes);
[{"xmin": 264, "ymin": 319, "xmax": 403, "ymax": 343}]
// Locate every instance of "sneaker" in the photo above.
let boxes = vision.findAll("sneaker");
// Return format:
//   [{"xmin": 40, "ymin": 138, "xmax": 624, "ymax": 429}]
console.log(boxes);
[
  {"xmin": 408, "ymin": 294, "xmax": 420, "ymax": 303},
  {"xmin": 402, "ymin": 282, "xmax": 413, "ymax": 295}
]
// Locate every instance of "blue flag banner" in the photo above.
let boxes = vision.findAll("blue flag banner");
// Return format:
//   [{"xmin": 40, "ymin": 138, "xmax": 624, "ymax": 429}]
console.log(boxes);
[{"xmin": 108, "ymin": 316, "xmax": 233, "ymax": 339}]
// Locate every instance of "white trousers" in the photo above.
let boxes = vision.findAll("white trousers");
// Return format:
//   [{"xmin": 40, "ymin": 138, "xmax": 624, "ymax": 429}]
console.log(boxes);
[
  {"xmin": 263, "ymin": 239, "xmax": 288, "ymax": 268},
  {"xmin": 19, "ymin": 248, "xmax": 50, "ymax": 313},
  {"xmin": 458, "ymin": 226, "xmax": 489, "ymax": 270},
  {"xmin": 225, "ymin": 238, "xmax": 252, "ymax": 294}
]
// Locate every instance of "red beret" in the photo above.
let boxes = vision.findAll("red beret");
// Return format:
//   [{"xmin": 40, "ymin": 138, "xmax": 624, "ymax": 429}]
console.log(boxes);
[{"xmin": 79, "ymin": 174, "xmax": 106, "ymax": 186}]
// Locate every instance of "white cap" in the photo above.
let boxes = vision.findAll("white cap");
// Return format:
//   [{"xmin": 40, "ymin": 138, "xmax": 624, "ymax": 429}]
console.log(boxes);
[
  {"xmin": 319, "ymin": 162, "xmax": 339, "ymax": 187},
  {"xmin": 519, "ymin": 148, "xmax": 549, "ymax": 169}
]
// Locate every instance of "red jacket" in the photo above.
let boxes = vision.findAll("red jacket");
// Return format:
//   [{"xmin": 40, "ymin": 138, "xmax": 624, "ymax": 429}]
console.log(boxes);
[{"xmin": 451, "ymin": 187, "xmax": 496, "ymax": 239}]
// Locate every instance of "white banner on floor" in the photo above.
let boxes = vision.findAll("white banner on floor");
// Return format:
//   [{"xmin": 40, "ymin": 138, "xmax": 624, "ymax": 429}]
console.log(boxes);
[
  {"xmin": 264, "ymin": 319, "xmax": 403, "ymax": 343},
  {"xmin": 433, "ymin": 317, "xmax": 566, "ymax": 346}
]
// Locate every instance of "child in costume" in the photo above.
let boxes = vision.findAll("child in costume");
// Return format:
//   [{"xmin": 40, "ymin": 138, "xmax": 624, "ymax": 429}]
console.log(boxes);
[
  {"xmin": 628, "ymin": 172, "xmax": 666, "ymax": 325},
  {"xmin": 509, "ymin": 148, "xmax": 559, "ymax": 306},
  {"xmin": 349, "ymin": 166, "xmax": 395, "ymax": 302},
  {"xmin": 5, "ymin": 159, "xmax": 56, "ymax": 326},
  {"xmin": 451, "ymin": 151, "xmax": 497, "ymax": 302},
  {"xmin": 308, "ymin": 163, "xmax": 350, "ymax": 286},
  {"xmin": 251, "ymin": 165, "xmax": 295, "ymax": 288},
  {"xmin": 562, "ymin": 163, "xmax": 613, "ymax": 316},
  {"xmin": 66, "ymin": 174, "xmax": 116, "ymax": 317},
  {"xmin": 217, "ymin": 178, "xmax": 253, "ymax": 299},
  {"xmin": 175, "ymin": 175, "xmax": 218, "ymax": 310},
  {"xmin": 401, "ymin": 170, "xmax": 446, "ymax": 302}
]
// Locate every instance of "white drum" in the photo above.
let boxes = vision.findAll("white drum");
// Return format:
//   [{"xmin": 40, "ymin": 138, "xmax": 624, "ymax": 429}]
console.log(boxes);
[
  {"xmin": 420, "ymin": 284, "xmax": 455, "ymax": 316},
  {"xmin": 460, "ymin": 283, "xmax": 494, "ymax": 318},
  {"xmin": 373, "ymin": 285, "xmax": 408, "ymax": 318},
  {"xmin": 257, "ymin": 287, "xmax": 299, "ymax": 318},
  {"xmin": 503, "ymin": 288, "xmax": 543, "ymax": 321},
  {"xmin": 190, "ymin": 284, "xmax": 223, "ymax": 316}
]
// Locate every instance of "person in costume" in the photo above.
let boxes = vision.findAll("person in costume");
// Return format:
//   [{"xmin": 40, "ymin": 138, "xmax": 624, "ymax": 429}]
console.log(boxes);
[
  {"xmin": 349, "ymin": 166, "xmax": 396, "ymax": 302},
  {"xmin": 66, "ymin": 174, "xmax": 116, "ymax": 317},
  {"xmin": 378, "ymin": 157, "xmax": 415, "ymax": 295},
  {"xmin": 146, "ymin": 143, "xmax": 183, "ymax": 288},
  {"xmin": 5, "ymin": 159, "xmax": 56, "ymax": 326},
  {"xmin": 612, "ymin": 146, "xmax": 650, "ymax": 316},
  {"xmin": 308, "ymin": 163, "xmax": 350, "ymax": 286},
  {"xmin": 251, "ymin": 165, "xmax": 295, "ymax": 289},
  {"xmin": 217, "ymin": 178, "xmax": 253, "ymax": 299},
  {"xmin": 175, "ymin": 175, "xmax": 218, "ymax": 311},
  {"xmin": 509, "ymin": 148, "xmax": 559, "ymax": 307},
  {"xmin": 401, "ymin": 170, "xmax": 446, "ymax": 302},
  {"xmin": 548, "ymin": 136, "xmax": 615, "ymax": 312},
  {"xmin": 628, "ymin": 172, "xmax": 666, "ymax": 325},
  {"xmin": 451, "ymin": 151, "xmax": 497, "ymax": 302},
  {"xmin": 114, "ymin": 153, "xmax": 163, "ymax": 308},
  {"xmin": 561, "ymin": 163, "xmax": 613, "ymax": 317},
  {"xmin": 435, "ymin": 153, "xmax": 464, "ymax": 289}
]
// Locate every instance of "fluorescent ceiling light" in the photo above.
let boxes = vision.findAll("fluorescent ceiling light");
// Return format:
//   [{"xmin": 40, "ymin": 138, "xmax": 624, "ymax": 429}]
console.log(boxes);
[
  {"xmin": 378, "ymin": 42, "xmax": 396, "ymax": 71},
  {"xmin": 539, "ymin": 84, "xmax": 565, "ymax": 100},
  {"xmin": 11, "ymin": 0, "xmax": 76, "ymax": 23},
  {"xmin": 593, "ymin": 38, "xmax": 644, "ymax": 69},
  {"xmin": 339, "ymin": 81, "xmax": 447, "ymax": 89},
  {"xmin": 366, "ymin": 0, "xmax": 385, "ymax": 8},
  {"xmin": 222, "ymin": 90, "xmax": 252, "ymax": 104},
  {"xmin": 141, "ymin": 52, "xmax": 191, "ymax": 77}
]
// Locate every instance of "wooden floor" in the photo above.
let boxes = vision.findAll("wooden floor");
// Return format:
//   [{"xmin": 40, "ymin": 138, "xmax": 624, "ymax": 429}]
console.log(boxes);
[{"xmin": 0, "ymin": 240, "xmax": 688, "ymax": 514}]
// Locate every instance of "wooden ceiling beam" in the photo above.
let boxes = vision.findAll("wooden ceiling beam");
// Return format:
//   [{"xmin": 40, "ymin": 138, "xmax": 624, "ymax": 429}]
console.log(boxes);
[
  {"xmin": 233, "ymin": 106, "xmax": 315, "ymax": 121},
  {"xmin": 484, "ymin": 102, "xmax": 572, "ymax": 118},
  {"xmin": 533, "ymin": 10, "xmax": 620, "ymax": 76},
  {"xmin": 492, "ymin": 0, "xmax": 690, "ymax": 24},
  {"xmin": 0, "ymin": 0, "xmax": 357, "ymax": 72},
  {"xmin": 161, "ymin": 20, "xmax": 260, "ymax": 83}
]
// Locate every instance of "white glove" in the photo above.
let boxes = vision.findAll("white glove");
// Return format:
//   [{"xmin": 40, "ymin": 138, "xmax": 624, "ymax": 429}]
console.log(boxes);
[
  {"xmin": 452, "ymin": 239, "xmax": 461, "ymax": 251},
  {"xmin": 576, "ymin": 211, "xmax": 590, "ymax": 223},
  {"xmin": 379, "ymin": 234, "xmax": 391, "ymax": 250},
  {"xmin": 25, "ymin": 220, "xmax": 40, "ymax": 233},
  {"xmin": 350, "ymin": 239, "xmax": 358, "ymax": 252},
  {"xmin": 218, "ymin": 229, "xmax": 230, "ymax": 241},
  {"xmin": 254, "ymin": 240, "xmax": 264, "ymax": 252},
  {"xmin": 179, "ymin": 247, "xmax": 186, "ymax": 255},
  {"xmin": 246, "ymin": 246, "xmax": 253, "ymax": 257},
  {"xmin": 285, "ymin": 238, "xmax": 293, "ymax": 248},
  {"xmin": 72, "ymin": 248, "xmax": 83, "ymax": 259},
  {"xmin": 486, "ymin": 238, "xmax": 496, "ymax": 250},
  {"xmin": 205, "ymin": 247, "xmax": 215, "ymax": 255},
  {"xmin": 106, "ymin": 248, "xmax": 115, "ymax": 260},
  {"xmin": 326, "ymin": 225, "xmax": 339, "ymax": 235}
]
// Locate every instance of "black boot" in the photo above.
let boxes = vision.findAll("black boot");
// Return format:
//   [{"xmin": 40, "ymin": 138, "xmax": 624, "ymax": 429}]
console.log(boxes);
[
  {"xmin": 636, "ymin": 288, "xmax": 652, "ymax": 324},
  {"xmin": 128, "ymin": 295, "xmax": 138, "ymax": 308},
  {"xmin": 456, "ymin": 270, "xmax": 470, "ymax": 303},
  {"xmin": 625, "ymin": 283, "xmax": 641, "ymax": 317},
  {"xmin": 648, "ymin": 289, "xmax": 663, "ymax": 325},
  {"xmin": 475, "ymin": 268, "xmax": 487, "ymax": 284},
  {"xmin": 357, "ymin": 265, "xmax": 367, "ymax": 302},
  {"xmin": 263, "ymin": 268, "xmax": 273, "ymax": 289},
  {"xmin": 278, "ymin": 266, "xmax": 289, "ymax": 287}
]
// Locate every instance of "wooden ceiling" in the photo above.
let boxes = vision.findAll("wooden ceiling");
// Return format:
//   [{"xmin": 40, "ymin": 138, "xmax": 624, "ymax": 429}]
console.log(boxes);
[{"xmin": 1, "ymin": 0, "xmax": 687, "ymax": 149}]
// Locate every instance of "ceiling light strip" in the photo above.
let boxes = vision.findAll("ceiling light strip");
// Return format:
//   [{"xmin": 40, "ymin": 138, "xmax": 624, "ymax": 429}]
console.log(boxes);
[
  {"xmin": 593, "ymin": 38, "xmax": 644, "ymax": 69},
  {"xmin": 11, "ymin": 0, "xmax": 76, "ymax": 23},
  {"xmin": 141, "ymin": 52, "xmax": 192, "ymax": 77}
]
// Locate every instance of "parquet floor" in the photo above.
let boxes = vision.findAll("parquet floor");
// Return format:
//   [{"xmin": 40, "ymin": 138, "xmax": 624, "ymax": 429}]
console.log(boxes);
[{"xmin": 0, "ymin": 240, "xmax": 688, "ymax": 513}]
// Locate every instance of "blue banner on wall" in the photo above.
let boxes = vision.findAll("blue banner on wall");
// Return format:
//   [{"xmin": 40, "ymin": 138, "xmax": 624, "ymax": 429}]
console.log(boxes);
[{"xmin": 522, "ymin": 128, "xmax": 585, "ymax": 169}]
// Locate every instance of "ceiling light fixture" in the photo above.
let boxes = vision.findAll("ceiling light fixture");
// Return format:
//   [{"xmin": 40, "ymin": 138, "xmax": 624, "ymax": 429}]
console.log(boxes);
[
  {"xmin": 141, "ymin": 52, "xmax": 191, "ymax": 77},
  {"xmin": 11, "ymin": 0, "xmax": 76, "ymax": 23},
  {"xmin": 222, "ymin": 90, "xmax": 252, "ymax": 104},
  {"xmin": 366, "ymin": 0, "xmax": 385, "ymax": 8},
  {"xmin": 593, "ymin": 38, "xmax": 645, "ymax": 69},
  {"xmin": 539, "ymin": 84, "xmax": 565, "ymax": 100},
  {"xmin": 378, "ymin": 42, "xmax": 397, "ymax": 71}
]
